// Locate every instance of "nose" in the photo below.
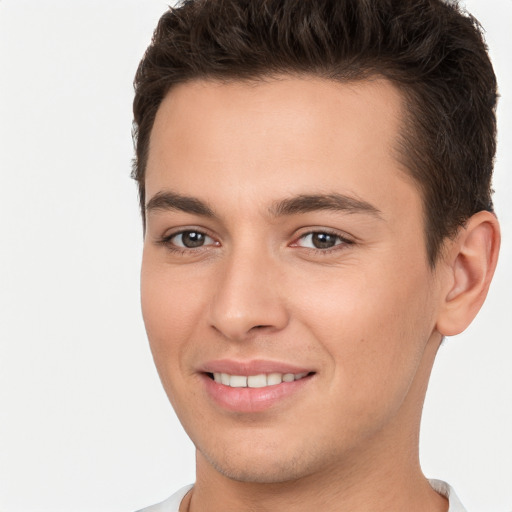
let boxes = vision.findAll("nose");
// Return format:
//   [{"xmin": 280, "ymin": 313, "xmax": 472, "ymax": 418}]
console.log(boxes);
[{"xmin": 207, "ymin": 249, "xmax": 290, "ymax": 341}]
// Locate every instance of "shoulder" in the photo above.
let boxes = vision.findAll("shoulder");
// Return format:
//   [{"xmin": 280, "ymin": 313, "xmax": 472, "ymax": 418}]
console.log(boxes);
[
  {"xmin": 429, "ymin": 479, "xmax": 467, "ymax": 512},
  {"xmin": 135, "ymin": 485, "xmax": 193, "ymax": 512}
]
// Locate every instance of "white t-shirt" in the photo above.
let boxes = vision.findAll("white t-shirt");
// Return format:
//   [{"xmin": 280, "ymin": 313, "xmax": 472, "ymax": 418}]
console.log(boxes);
[{"xmin": 136, "ymin": 479, "xmax": 467, "ymax": 511}]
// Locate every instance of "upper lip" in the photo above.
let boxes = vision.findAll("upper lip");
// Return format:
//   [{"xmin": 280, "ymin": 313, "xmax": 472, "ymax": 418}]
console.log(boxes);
[{"xmin": 200, "ymin": 359, "xmax": 314, "ymax": 376}]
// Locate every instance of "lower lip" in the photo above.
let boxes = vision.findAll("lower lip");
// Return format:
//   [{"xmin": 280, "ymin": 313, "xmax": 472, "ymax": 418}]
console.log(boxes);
[{"xmin": 201, "ymin": 374, "xmax": 313, "ymax": 413}]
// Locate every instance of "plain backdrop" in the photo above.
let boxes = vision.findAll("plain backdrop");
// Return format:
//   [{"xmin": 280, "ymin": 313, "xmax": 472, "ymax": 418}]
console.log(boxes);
[{"xmin": 0, "ymin": 1, "xmax": 510, "ymax": 511}]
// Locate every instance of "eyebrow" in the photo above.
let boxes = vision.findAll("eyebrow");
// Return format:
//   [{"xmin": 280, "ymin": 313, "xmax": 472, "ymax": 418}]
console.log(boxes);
[
  {"xmin": 146, "ymin": 191, "xmax": 214, "ymax": 217},
  {"xmin": 269, "ymin": 193, "xmax": 382, "ymax": 218},
  {"xmin": 145, "ymin": 191, "xmax": 382, "ymax": 219}
]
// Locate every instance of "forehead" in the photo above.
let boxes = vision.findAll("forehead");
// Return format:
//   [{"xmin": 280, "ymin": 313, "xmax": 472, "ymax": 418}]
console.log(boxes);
[{"xmin": 145, "ymin": 76, "xmax": 417, "ymax": 217}]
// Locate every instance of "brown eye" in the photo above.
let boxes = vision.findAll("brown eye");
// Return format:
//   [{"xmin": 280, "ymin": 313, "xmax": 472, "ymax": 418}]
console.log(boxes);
[
  {"xmin": 297, "ymin": 232, "xmax": 343, "ymax": 249},
  {"xmin": 172, "ymin": 231, "xmax": 213, "ymax": 248},
  {"xmin": 310, "ymin": 233, "xmax": 338, "ymax": 249},
  {"xmin": 293, "ymin": 231, "xmax": 355, "ymax": 252}
]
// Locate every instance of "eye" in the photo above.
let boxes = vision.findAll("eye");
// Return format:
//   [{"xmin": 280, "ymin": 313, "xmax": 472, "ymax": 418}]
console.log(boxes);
[
  {"xmin": 169, "ymin": 230, "xmax": 215, "ymax": 248},
  {"xmin": 295, "ymin": 231, "xmax": 350, "ymax": 250}
]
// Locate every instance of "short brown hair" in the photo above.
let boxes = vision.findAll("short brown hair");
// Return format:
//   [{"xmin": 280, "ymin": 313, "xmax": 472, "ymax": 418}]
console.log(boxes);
[{"xmin": 132, "ymin": 0, "xmax": 498, "ymax": 265}]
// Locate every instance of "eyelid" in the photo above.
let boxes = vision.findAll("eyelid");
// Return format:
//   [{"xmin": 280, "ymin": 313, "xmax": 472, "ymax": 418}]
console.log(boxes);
[
  {"xmin": 290, "ymin": 228, "xmax": 355, "ymax": 251},
  {"xmin": 156, "ymin": 226, "xmax": 220, "ymax": 250},
  {"xmin": 171, "ymin": 231, "xmax": 215, "ymax": 248}
]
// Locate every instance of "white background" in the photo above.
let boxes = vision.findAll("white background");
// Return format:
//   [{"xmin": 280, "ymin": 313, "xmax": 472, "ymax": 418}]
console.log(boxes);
[{"xmin": 0, "ymin": 1, "xmax": 510, "ymax": 511}]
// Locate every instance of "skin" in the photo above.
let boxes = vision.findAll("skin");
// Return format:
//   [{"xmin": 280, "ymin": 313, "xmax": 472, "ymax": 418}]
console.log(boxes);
[{"xmin": 140, "ymin": 76, "xmax": 500, "ymax": 512}]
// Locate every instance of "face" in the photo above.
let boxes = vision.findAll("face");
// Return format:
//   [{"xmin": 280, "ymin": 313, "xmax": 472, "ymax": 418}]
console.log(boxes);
[{"xmin": 141, "ymin": 77, "xmax": 445, "ymax": 484}]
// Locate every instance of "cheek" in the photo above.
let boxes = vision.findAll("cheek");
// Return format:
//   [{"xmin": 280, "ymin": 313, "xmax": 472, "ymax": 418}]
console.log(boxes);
[
  {"xmin": 292, "ymin": 260, "xmax": 435, "ymax": 400},
  {"xmin": 140, "ymin": 257, "xmax": 204, "ymax": 367},
  {"xmin": 140, "ymin": 261, "xmax": 207, "ymax": 419}
]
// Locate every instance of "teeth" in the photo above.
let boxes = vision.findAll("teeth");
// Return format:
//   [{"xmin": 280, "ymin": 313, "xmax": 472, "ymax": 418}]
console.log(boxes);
[
  {"xmin": 247, "ymin": 374, "xmax": 267, "ymax": 388},
  {"xmin": 267, "ymin": 372, "xmax": 282, "ymax": 386},
  {"xmin": 212, "ymin": 371, "xmax": 310, "ymax": 388},
  {"xmin": 229, "ymin": 375, "xmax": 247, "ymax": 388}
]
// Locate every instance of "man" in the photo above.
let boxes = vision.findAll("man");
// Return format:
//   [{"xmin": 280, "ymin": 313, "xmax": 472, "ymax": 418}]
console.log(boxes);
[{"xmin": 131, "ymin": 0, "xmax": 500, "ymax": 510}]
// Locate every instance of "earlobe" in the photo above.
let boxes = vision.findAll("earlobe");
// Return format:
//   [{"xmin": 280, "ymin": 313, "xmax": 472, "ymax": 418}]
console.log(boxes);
[{"xmin": 436, "ymin": 211, "xmax": 500, "ymax": 337}]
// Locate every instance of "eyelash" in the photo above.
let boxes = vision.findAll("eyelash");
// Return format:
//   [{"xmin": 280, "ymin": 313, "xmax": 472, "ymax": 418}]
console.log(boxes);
[
  {"xmin": 156, "ymin": 229, "xmax": 354, "ymax": 255},
  {"xmin": 157, "ymin": 229, "xmax": 217, "ymax": 255},
  {"xmin": 291, "ymin": 230, "xmax": 354, "ymax": 255}
]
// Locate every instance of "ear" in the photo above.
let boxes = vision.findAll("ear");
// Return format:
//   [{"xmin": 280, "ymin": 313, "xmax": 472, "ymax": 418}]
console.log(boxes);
[{"xmin": 436, "ymin": 211, "xmax": 500, "ymax": 337}]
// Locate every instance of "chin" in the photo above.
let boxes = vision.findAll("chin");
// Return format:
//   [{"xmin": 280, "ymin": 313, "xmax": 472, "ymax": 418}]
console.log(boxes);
[
  {"xmin": 210, "ymin": 457, "xmax": 307, "ymax": 484},
  {"xmin": 198, "ymin": 439, "xmax": 330, "ymax": 484}
]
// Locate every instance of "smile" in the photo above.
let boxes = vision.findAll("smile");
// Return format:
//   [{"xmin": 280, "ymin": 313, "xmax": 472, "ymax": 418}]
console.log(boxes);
[
  {"xmin": 202, "ymin": 364, "xmax": 315, "ymax": 413},
  {"xmin": 209, "ymin": 372, "xmax": 310, "ymax": 388}
]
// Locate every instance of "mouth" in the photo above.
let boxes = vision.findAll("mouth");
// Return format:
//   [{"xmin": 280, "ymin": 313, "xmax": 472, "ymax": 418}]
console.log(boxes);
[
  {"xmin": 200, "ymin": 363, "xmax": 316, "ymax": 413},
  {"xmin": 206, "ymin": 371, "xmax": 313, "ymax": 388}
]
